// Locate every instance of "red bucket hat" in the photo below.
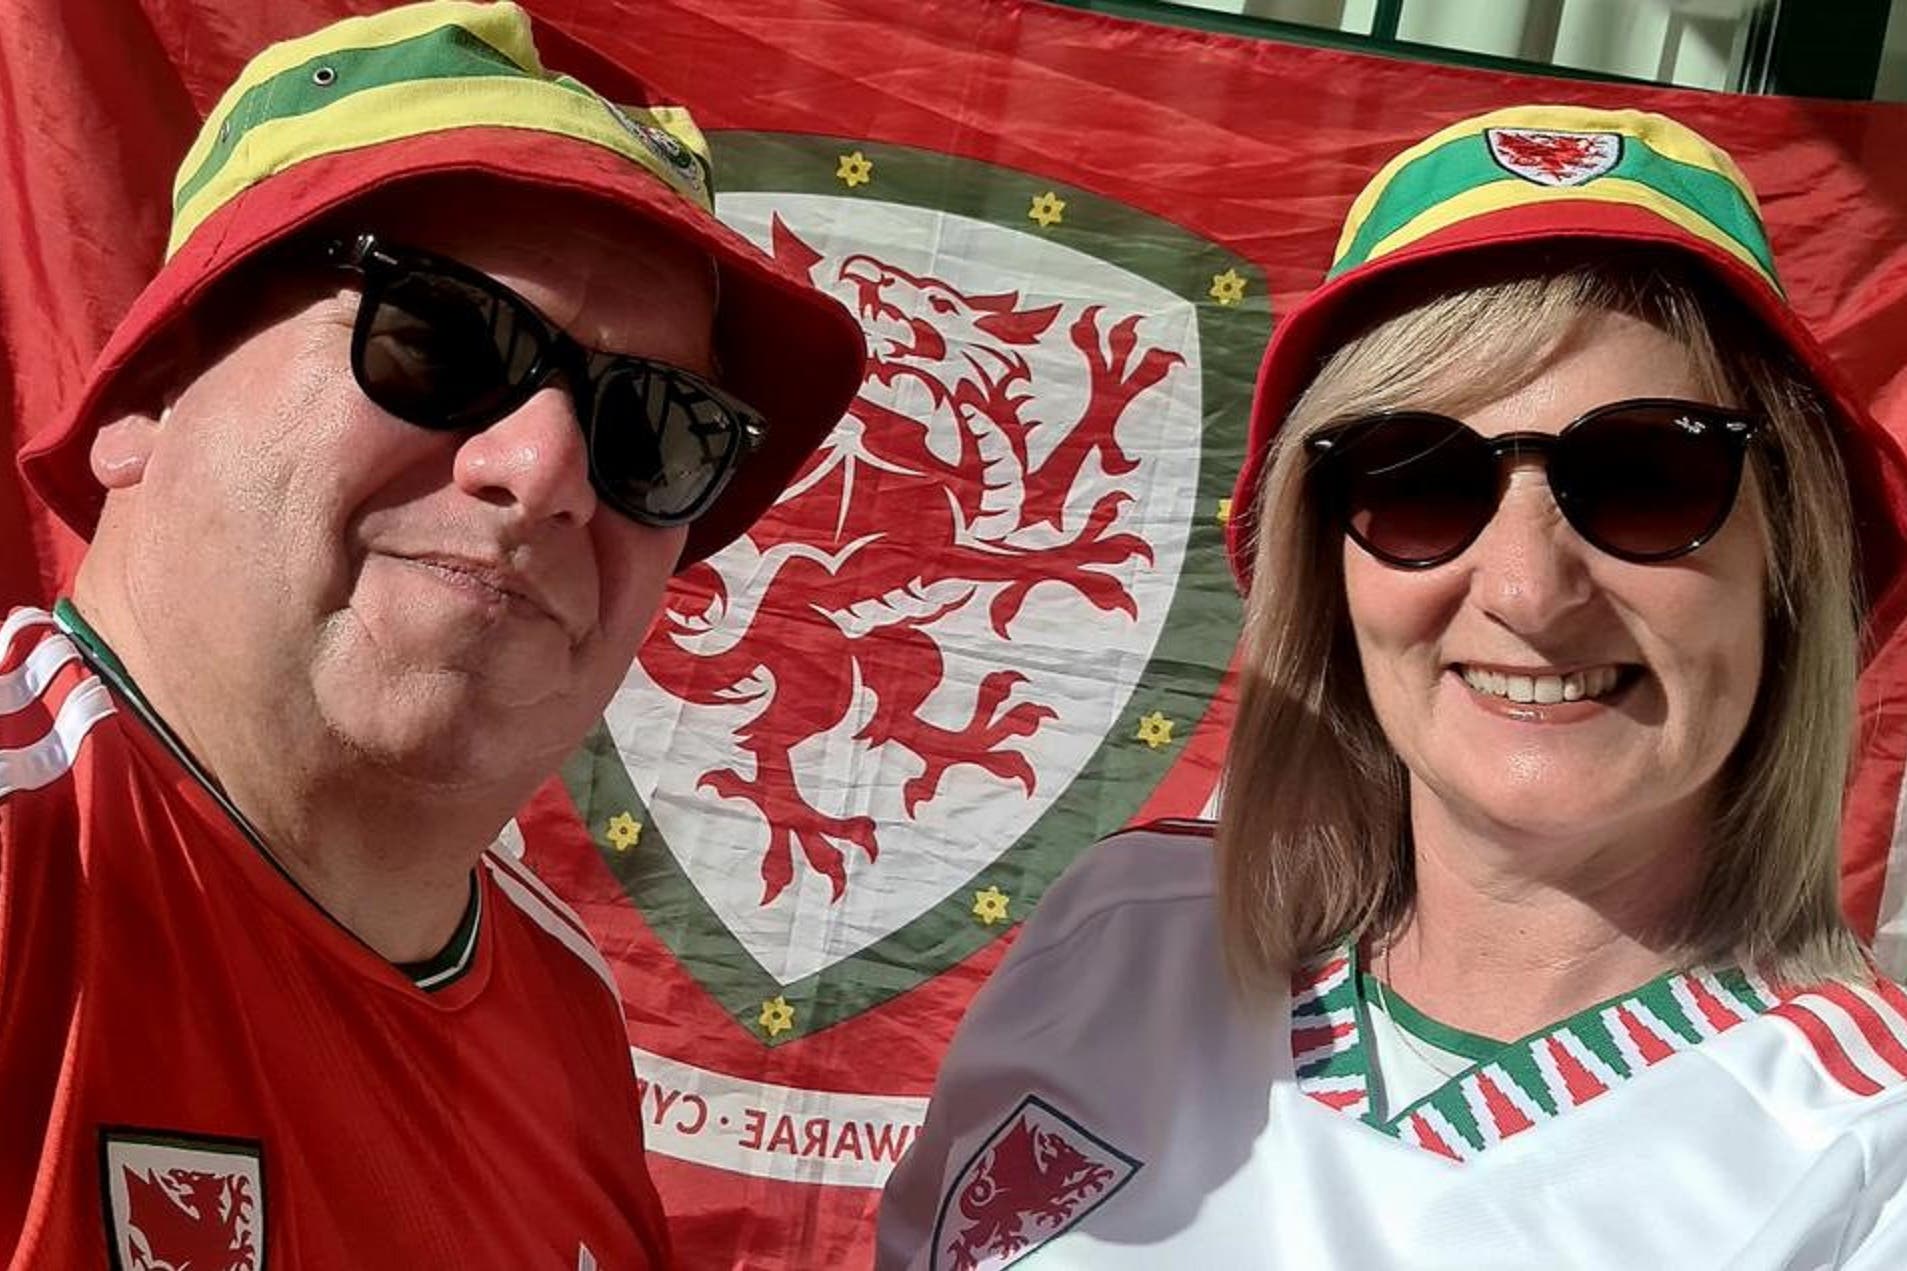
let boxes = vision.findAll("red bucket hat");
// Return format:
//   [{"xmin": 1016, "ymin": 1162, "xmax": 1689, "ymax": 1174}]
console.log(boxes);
[
  {"xmin": 17, "ymin": 0, "xmax": 865, "ymax": 568},
  {"xmin": 1225, "ymin": 105, "xmax": 1907, "ymax": 616}
]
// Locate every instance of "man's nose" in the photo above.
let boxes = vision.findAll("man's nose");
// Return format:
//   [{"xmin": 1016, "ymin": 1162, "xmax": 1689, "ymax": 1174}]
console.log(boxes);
[{"xmin": 450, "ymin": 386, "xmax": 596, "ymax": 526}]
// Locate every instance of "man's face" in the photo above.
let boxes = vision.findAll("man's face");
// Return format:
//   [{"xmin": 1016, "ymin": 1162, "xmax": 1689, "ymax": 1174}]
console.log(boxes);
[{"xmin": 101, "ymin": 189, "xmax": 713, "ymax": 790}]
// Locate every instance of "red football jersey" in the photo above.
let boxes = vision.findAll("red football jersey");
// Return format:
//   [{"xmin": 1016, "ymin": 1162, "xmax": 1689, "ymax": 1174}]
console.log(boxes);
[{"xmin": 0, "ymin": 605, "xmax": 673, "ymax": 1269}]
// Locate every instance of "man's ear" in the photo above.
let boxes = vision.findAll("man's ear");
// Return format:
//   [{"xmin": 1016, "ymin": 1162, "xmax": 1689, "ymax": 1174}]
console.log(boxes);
[{"xmin": 89, "ymin": 407, "xmax": 165, "ymax": 490}]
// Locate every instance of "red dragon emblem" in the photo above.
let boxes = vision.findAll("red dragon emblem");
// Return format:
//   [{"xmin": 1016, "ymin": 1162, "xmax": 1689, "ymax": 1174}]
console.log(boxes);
[
  {"xmin": 934, "ymin": 1097, "xmax": 1139, "ymax": 1270},
  {"xmin": 119, "ymin": 1163, "xmax": 259, "ymax": 1271},
  {"xmin": 638, "ymin": 215, "xmax": 1183, "ymax": 904},
  {"xmin": 1486, "ymin": 127, "xmax": 1620, "ymax": 187}
]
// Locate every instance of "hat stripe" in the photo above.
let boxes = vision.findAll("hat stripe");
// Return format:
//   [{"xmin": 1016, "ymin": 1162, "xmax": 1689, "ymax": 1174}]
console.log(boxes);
[
  {"xmin": 1333, "ymin": 106, "xmax": 1762, "ymax": 257},
  {"xmin": 1330, "ymin": 129, "xmax": 1777, "ymax": 289},
  {"xmin": 168, "ymin": 77, "xmax": 712, "ymax": 257},
  {"xmin": 175, "ymin": 23, "xmax": 531, "ymax": 217},
  {"xmin": 1359, "ymin": 178, "xmax": 1776, "ymax": 287},
  {"xmin": 176, "ymin": 2, "xmax": 533, "ymax": 194}
]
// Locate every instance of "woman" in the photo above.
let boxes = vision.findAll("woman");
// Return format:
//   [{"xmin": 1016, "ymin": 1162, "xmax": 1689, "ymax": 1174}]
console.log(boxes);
[{"xmin": 876, "ymin": 106, "xmax": 1907, "ymax": 1269}]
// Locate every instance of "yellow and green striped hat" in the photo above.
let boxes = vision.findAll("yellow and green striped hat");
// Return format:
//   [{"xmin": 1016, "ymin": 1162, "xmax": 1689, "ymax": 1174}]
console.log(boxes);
[
  {"xmin": 1328, "ymin": 105, "xmax": 1778, "ymax": 293},
  {"xmin": 20, "ymin": 0, "xmax": 864, "ymax": 568},
  {"xmin": 1228, "ymin": 104, "xmax": 1907, "ymax": 608}
]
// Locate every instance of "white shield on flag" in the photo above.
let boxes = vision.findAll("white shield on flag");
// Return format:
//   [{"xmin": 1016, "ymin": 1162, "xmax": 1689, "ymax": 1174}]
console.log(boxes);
[
  {"xmin": 606, "ymin": 192, "xmax": 1202, "ymax": 986},
  {"xmin": 562, "ymin": 134, "xmax": 1257, "ymax": 1043},
  {"xmin": 1486, "ymin": 127, "xmax": 1622, "ymax": 187}
]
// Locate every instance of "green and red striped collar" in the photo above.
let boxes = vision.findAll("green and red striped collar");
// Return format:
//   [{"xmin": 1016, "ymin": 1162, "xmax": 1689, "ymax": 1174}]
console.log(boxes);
[{"xmin": 1290, "ymin": 941, "xmax": 1781, "ymax": 1161}]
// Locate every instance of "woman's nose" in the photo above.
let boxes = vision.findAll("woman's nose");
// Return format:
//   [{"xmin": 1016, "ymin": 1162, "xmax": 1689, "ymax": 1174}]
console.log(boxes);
[{"xmin": 1462, "ymin": 464, "xmax": 1596, "ymax": 633}]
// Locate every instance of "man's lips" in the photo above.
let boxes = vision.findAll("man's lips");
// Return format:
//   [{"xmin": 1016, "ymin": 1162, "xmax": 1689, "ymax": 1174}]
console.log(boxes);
[{"xmin": 390, "ymin": 551, "xmax": 582, "ymax": 641}]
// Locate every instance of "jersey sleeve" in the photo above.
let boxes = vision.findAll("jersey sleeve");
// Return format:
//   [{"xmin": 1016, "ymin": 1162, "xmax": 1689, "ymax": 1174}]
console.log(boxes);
[
  {"xmin": 0, "ymin": 798, "xmax": 16, "ymax": 1017},
  {"xmin": 1835, "ymin": 1094, "xmax": 1907, "ymax": 1267},
  {"xmin": 874, "ymin": 826, "xmax": 1217, "ymax": 1269},
  {"xmin": 874, "ymin": 911, "xmax": 1054, "ymax": 1269},
  {"xmin": 0, "ymin": 607, "xmax": 111, "ymax": 1030}
]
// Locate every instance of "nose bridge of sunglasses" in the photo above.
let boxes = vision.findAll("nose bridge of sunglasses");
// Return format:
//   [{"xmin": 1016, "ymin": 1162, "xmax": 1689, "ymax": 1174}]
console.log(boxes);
[
  {"xmin": 1486, "ymin": 431, "xmax": 1559, "ymax": 468},
  {"xmin": 1473, "ymin": 433, "xmax": 1565, "ymax": 512},
  {"xmin": 484, "ymin": 339, "xmax": 599, "ymax": 435}
]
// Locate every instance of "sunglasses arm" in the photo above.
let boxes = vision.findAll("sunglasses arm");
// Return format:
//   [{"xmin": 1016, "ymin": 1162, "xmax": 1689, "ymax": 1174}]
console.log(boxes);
[{"xmin": 323, "ymin": 232, "xmax": 401, "ymax": 275}]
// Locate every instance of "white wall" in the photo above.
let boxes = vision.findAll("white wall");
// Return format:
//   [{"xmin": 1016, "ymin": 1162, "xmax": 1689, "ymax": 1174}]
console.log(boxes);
[{"xmin": 1878, "ymin": 0, "xmax": 1907, "ymax": 102}]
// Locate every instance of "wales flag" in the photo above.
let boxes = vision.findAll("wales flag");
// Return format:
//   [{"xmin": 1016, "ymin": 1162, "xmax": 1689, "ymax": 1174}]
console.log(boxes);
[{"xmin": 6, "ymin": 1, "xmax": 1907, "ymax": 1267}]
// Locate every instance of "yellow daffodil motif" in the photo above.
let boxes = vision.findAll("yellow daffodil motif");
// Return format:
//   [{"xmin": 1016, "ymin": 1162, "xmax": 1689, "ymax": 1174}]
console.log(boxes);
[
  {"xmin": 1028, "ymin": 191, "xmax": 1066, "ymax": 228},
  {"xmin": 1136, "ymin": 710, "xmax": 1175, "ymax": 750},
  {"xmin": 972, "ymin": 885, "xmax": 1011, "ymax": 926},
  {"xmin": 1209, "ymin": 268, "xmax": 1247, "ymax": 306},
  {"xmin": 604, "ymin": 811, "xmax": 643, "ymax": 853},
  {"xmin": 835, "ymin": 150, "xmax": 873, "ymax": 188},
  {"xmin": 1216, "ymin": 497, "xmax": 1233, "ymax": 526},
  {"xmin": 759, "ymin": 995, "xmax": 796, "ymax": 1038}
]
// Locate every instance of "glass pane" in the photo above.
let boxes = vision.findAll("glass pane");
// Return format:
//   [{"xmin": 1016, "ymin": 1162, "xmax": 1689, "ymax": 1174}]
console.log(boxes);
[
  {"xmin": 1550, "ymin": 0, "xmax": 1747, "ymax": 90},
  {"xmin": 1394, "ymin": 0, "xmax": 1756, "ymax": 91},
  {"xmin": 1154, "ymin": 0, "xmax": 1379, "ymax": 35},
  {"xmin": 1879, "ymin": 0, "xmax": 1907, "ymax": 102},
  {"xmin": 1396, "ymin": 0, "xmax": 1563, "ymax": 60}
]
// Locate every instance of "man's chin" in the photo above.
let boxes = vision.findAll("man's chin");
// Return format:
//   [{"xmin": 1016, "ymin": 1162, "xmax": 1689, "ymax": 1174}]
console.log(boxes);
[{"xmin": 318, "ymin": 684, "xmax": 581, "ymax": 792}]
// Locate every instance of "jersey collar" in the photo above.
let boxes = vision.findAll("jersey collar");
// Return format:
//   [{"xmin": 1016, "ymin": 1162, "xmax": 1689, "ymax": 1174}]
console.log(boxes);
[
  {"xmin": 52, "ymin": 598, "xmax": 483, "ymax": 992},
  {"xmin": 1290, "ymin": 940, "xmax": 1783, "ymax": 1161}
]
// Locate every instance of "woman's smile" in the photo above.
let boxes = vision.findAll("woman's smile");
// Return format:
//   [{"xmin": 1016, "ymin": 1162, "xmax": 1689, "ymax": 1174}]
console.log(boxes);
[{"xmin": 1451, "ymin": 662, "xmax": 1645, "ymax": 723}]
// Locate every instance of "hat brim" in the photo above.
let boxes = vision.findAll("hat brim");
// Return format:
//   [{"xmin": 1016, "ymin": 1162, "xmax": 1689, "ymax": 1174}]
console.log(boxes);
[
  {"xmin": 17, "ymin": 126, "xmax": 865, "ymax": 568},
  {"xmin": 1226, "ymin": 200, "xmax": 1907, "ymax": 620}
]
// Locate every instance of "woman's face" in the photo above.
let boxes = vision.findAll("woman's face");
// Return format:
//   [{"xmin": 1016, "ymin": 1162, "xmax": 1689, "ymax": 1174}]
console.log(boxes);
[{"xmin": 1341, "ymin": 310, "xmax": 1768, "ymax": 857}]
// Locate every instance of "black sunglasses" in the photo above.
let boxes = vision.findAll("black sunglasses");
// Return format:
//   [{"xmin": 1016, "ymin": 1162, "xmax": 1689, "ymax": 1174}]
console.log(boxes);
[
  {"xmin": 1305, "ymin": 398, "xmax": 1762, "ymax": 568},
  {"xmin": 324, "ymin": 233, "xmax": 763, "ymax": 528}
]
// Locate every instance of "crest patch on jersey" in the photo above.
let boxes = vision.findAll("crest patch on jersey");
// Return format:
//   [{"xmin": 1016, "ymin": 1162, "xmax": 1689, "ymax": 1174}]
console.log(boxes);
[
  {"xmin": 931, "ymin": 1094, "xmax": 1140, "ymax": 1270},
  {"xmin": 1486, "ymin": 127, "xmax": 1622, "ymax": 187},
  {"xmin": 101, "ymin": 1128, "xmax": 265, "ymax": 1271}
]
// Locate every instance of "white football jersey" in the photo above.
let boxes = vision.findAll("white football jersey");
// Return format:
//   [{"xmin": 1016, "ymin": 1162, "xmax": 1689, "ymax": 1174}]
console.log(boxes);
[{"xmin": 877, "ymin": 823, "xmax": 1907, "ymax": 1269}]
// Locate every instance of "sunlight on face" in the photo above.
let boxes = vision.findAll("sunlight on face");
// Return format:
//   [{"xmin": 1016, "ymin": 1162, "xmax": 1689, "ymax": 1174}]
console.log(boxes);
[
  {"xmin": 115, "ymin": 186, "xmax": 716, "ymax": 790},
  {"xmin": 1341, "ymin": 310, "xmax": 1767, "ymax": 863}
]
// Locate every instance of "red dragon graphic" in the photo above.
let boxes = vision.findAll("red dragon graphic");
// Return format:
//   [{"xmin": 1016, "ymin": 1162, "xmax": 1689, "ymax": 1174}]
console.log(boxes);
[
  {"xmin": 1492, "ymin": 129, "xmax": 1609, "ymax": 182},
  {"xmin": 942, "ymin": 1115, "xmax": 1115, "ymax": 1270},
  {"xmin": 122, "ymin": 1165, "xmax": 258, "ymax": 1271},
  {"xmin": 639, "ymin": 216, "xmax": 1182, "ymax": 904}
]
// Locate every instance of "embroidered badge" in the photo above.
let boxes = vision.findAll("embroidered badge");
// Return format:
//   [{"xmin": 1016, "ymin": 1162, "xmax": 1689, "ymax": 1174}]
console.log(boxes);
[
  {"xmin": 101, "ymin": 1129, "xmax": 265, "ymax": 1271},
  {"xmin": 1485, "ymin": 127, "xmax": 1622, "ymax": 187},
  {"xmin": 602, "ymin": 96, "xmax": 711, "ymax": 199},
  {"xmin": 931, "ymin": 1095, "xmax": 1140, "ymax": 1270}
]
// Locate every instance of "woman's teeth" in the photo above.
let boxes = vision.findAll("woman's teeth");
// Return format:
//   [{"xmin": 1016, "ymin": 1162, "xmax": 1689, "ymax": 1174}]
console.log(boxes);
[{"xmin": 1459, "ymin": 665, "xmax": 1624, "ymax": 704}]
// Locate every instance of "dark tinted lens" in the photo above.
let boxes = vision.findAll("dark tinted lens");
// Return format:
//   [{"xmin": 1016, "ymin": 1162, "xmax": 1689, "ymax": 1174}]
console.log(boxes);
[
  {"xmin": 1334, "ymin": 414, "xmax": 1497, "ymax": 565},
  {"xmin": 358, "ymin": 269, "xmax": 544, "ymax": 428},
  {"xmin": 589, "ymin": 364, "xmax": 744, "ymax": 522},
  {"xmin": 1554, "ymin": 404, "xmax": 1740, "ymax": 559}
]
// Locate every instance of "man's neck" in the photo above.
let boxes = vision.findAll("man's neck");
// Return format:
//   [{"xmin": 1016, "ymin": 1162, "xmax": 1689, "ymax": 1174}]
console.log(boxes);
[
  {"xmin": 238, "ymin": 761, "xmax": 506, "ymax": 962},
  {"xmin": 66, "ymin": 572, "xmax": 520, "ymax": 964},
  {"xmin": 1379, "ymin": 788, "xmax": 1707, "ymax": 1043}
]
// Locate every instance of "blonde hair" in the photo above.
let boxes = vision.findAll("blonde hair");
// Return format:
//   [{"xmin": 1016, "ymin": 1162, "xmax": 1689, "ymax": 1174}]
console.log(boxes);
[{"xmin": 1217, "ymin": 255, "xmax": 1864, "ymax": 988}]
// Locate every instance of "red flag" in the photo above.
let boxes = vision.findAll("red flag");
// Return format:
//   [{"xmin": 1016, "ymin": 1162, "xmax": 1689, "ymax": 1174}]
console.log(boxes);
[{"xmin": 6, "ymin": 3, "xmax": 1907, "ymax": 1267}]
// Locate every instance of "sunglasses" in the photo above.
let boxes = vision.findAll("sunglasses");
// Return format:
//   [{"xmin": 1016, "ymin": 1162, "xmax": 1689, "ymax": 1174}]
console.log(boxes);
[
  {"xmin": 1305, "ymin": 398, "xmax": 1761, "ymax": 568},
  {"xmin": 324, "ymin": 233, "xmax": 763, "ymax": 527}
]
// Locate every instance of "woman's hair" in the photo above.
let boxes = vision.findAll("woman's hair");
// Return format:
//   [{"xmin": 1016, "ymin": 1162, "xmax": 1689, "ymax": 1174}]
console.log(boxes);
[{"xmin": 1217, "ymin": 251, "xmax": 1865, "ymax": 988}]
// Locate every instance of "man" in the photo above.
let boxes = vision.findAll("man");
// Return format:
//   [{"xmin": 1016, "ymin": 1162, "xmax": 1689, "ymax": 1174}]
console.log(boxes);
[{"xmin": 1, "ymin": 2, "xmax": 862, "ymax": 1265}]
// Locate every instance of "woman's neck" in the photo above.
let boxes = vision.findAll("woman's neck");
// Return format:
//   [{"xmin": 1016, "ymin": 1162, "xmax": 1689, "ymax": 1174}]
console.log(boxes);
[{"xmin": 1379, "ymin": 784, "xmax": 1709, "ymax": 1042}]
